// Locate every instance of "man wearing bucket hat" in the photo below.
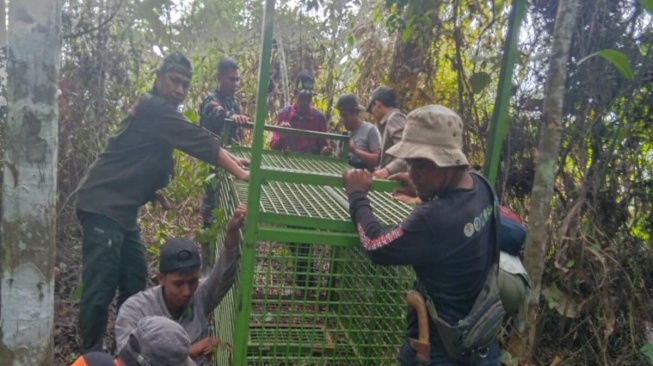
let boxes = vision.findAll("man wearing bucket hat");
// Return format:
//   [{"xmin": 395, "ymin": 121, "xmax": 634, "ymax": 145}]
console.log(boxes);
[
  {"xmin": 336, "ymin": 93, "xmax": 382, "ymax": 171},
  {"xmin": 366, "ymin": 86, "xmax": 409, "ymax": 179},
  {"xmin": 75, "ymin": 51, "xmax": 249, "ymax": 353},
  {"xmin": 115, "ymin": 205, "xmax": 246, "ymax": 365},
  {"xmin": 343, "ymin": 105, "xmax": 500, "ymax": 365}
]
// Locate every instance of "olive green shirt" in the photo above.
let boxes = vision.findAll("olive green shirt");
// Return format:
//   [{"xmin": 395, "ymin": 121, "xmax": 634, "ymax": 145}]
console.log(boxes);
[
  {"xmin": 76, "ymin": 90, "xmax": 221, "ymax": 230},
  {"xmin": 378, "ymin": 109, "xmax": 408, "ymax": 174}
]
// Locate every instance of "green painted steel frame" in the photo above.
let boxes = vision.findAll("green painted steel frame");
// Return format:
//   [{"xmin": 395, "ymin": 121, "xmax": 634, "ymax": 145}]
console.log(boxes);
[
  {"xmin": 229, "ymin": 0, "xmax": 528, "ymax": 363},
  {"xmin": 233, "ymin": 0, "xmax": 276, "ymax": 364},
  {"xmin": 223, "ymin": 120, "xmax": 351, "ymax": 159},
  {"xmin": 483, "ymin": 0, "xmax": 528, "ymax": 185}
]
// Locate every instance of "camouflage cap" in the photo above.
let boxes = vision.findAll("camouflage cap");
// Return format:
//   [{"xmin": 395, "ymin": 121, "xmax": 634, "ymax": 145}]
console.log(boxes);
[{"xmin": 157, "ymin": 51, "xmax": 193, "ymax": 79}]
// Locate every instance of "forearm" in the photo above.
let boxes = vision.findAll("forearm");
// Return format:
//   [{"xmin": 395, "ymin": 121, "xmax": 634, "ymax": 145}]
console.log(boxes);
[
  {"xmin": 385, "ymin": 158, "xmax": 408, "ymax": 175},
  {"xmin": 348, "ymin": 191, "xmax": 390, "ymax": 241},
  {"xmin": 225, "ymin": 228, "xmax": 240, "ymax": 248},
  {"xmin": 225, "ymin": 150, "xmax": 242, "ymax": 163},
  {"xmin": 188, "ymin": 342, "xmax": 204, "ymax": 358},
  {"xmin": 348, "ymin": 191, "xmax": 431, "ymax": 265},
  {"xmin": 215, "ymin": 148, "xmax": 248, "ymax": 180},
  {"xmin": 353, "ymin": 149, "xmax": 380, "ymax": 167},
  {"xmin": 197, "ymin": 244, "xmax": 241, "ymax": 313}
]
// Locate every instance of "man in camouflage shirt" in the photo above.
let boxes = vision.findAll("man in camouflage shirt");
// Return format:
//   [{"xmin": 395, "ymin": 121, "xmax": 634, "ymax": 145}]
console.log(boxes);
[
  {"xmin": 198, "ymin": 58, "xmax": 250, "ymax": 266},
  {"xmin": 198, "ymin": 58, "xmax": 250, "ymax": 144}
]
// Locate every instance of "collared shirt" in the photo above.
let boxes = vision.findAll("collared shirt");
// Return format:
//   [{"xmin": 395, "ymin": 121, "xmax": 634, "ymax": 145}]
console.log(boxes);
[
  {"xmin": 199, "ymin": 89, "xmax": 242, "ymax": 144},
  {"xmin": 115, "ymin": 245, "xmax": 240, "ymax": 365},
  {"xmin": 75, "ymin": 89, "xmax": 221, "ymax": 231},
  {"xmin": 377, "ymin": 108, "xmax": 408, "ymax": 174},
  {"xmin": 270, "ymin": 104, "xmax": 327, "ymax": 154}
]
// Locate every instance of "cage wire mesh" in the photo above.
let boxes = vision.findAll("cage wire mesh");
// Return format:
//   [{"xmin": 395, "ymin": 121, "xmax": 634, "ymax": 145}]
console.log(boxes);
[{"xmin": 212, "ymin": 147, "xmax": 415, "ymax": 365}]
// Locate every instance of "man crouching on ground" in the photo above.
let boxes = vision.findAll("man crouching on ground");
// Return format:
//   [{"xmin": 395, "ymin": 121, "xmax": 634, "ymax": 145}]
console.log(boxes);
[{"xmin": 115, "ymin": 205, "xmax": 246, "ymax": 365}]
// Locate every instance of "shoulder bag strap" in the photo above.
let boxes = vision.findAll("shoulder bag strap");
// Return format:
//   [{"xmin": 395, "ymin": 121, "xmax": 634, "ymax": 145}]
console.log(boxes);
[{"xmin": 421, "ymin": 172, "xmax": 501, "ymax": 323}]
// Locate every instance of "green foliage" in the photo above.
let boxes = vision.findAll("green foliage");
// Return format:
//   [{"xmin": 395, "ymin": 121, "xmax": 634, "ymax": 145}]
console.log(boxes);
[
  {"xmin": 195, "ymin": 207, "xmax": 227, "ymax": 248},
  {"xmin": 542, "ymin": 283, "xmax": 579, "ymax": 318},
  {"xmin": 69, "ymin": 283, "xmax": 83, "ymax": 300},
  {"xmin": 577, "ymin": 49, "xmax": 634, "ymax": 80},
  {"xmin": 643, "ymin": 0, "xmax": 653, "ymax": 15},
  {"xmin": 469, "ymin": 72, "xmax": 492, "ymax": 94},
  {"xmin": 642, "ymin": 343, "xmax": 653, "ymax": 364},
  {"xmin": 184, "ymin": 109, "xmax": 199, "ymax": 123}
]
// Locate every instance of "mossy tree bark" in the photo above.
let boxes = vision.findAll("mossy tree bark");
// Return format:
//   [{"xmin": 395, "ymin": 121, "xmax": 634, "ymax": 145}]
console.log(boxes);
[{"xmin": 0, "ymin": 0, "xmax": 61, "ymax": 364}]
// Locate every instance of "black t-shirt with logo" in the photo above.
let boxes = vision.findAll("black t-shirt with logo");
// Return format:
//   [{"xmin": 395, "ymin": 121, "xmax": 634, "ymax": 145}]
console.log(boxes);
[{"xmin": 347, "ymin": 173, "xmax": 495, "ymax": 344}]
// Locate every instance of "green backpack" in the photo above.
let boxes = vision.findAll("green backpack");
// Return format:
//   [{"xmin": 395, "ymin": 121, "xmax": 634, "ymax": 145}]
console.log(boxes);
[{"xmin": 419, "ymin": 173, "xmax": 505, "ymax": 363}]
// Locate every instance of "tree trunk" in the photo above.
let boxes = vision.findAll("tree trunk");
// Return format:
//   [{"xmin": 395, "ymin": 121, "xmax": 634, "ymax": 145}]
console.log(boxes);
[
  {"xmin": 519, "ymin": 0, "xmax": 580, "ymax": 360},
  {"xmin": 0, "ymin": 0, "xmax": 6, "ymax": 122},
  {"xmin": 387, "ymin": 0, "xmax": 435, "ymax": 111},
  {"xmin": 0, "ymin": 0, "xmax": 61, "ymax": 364}
]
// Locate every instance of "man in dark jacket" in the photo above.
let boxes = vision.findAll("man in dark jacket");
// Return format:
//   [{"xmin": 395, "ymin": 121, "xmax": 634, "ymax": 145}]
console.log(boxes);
[
  {"xmin": 75, "ymin": 52, "xmax": 248, "ymax": 353},
  {"xmin": 343, "ymin": 105, "xmax": 500, "ymax": 365}
]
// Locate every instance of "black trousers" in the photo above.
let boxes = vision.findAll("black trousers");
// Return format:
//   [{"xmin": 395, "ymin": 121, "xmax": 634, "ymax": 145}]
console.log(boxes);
[{"xmin": 77, "ymin": 211, "xmax": 147, "ymax": 353}]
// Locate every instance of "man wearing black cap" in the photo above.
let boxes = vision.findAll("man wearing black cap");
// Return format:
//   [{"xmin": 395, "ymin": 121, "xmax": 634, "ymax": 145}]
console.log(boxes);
[
  {"xmin": 336, "ymin": 93, "xmax": 382, "ymax": 171},
  {"xmin": 270, "ymin": 70, "xmax": 332, "ymax": 155},
  {"xmin": 115, "ymin": 205, "xmax": 246, "ymax": 364},
  {"xmin": 270, "ymin": 71, "xmax": 332, "ymax": 290},
  {"xmin": 367, "ymin": 85, "xmax": 408, "ymax": 179},
  {"xmin": 75, "ymin": 51, "xmax": 249, "ymax": 353}
]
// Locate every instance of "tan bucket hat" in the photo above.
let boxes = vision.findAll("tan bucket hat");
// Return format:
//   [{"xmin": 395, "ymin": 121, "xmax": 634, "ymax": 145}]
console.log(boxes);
[{"xmin": 386, "ymin": 105, "xmax": 469, "ymax": 167}]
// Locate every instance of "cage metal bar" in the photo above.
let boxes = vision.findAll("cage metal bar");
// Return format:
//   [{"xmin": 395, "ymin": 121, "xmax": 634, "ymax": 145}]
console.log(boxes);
[
  {"xmin": 233, "ymin": 0, "xmax": 276, "ymax": 364},
  {"xmin": 257, "ymin": 227, "xmax": 360, "ymax": 246}
]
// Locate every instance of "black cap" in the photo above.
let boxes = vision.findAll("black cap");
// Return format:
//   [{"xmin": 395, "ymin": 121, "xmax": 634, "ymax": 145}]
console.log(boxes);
[
  {"xmin": 367, "ymin": 86, "xmax": 397, "ymax": 112},
  {"xmin": 157, "ymin": 51, "xmax": 193, "ymax": 79},
  {"xmin": 296, "ymin": 72, "xmax": 315, "ymax": 96},
  {"xmin": 336, "ymin": 94, "xmax": 365, "ymax": 112},
  {"xmin": 158, "ymin": 238, "xmax": 201, "ymax": 274}
]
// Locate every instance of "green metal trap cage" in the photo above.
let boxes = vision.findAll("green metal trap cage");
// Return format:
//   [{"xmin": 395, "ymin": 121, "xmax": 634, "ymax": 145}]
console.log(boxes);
[
  {"xmin": 211, "ymin": 148, "xmax": 415, "ymax": 365},
  {"xmin": 207, "ymin": 0, "xmax": 527, "ymax": 363}
]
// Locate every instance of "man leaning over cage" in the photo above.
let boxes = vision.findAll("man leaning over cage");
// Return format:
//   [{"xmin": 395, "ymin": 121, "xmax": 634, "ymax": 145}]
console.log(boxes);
[
  {"xmin": 342, "ymin": 105, "xmax": 501, "ymax": 365},
  {"xmin": 114, "ymin": 205, "xmax": 246, "ymax": 366},
  {"xmin": 74, "ymin": 51, "xmax": 249, "ymax": 354}
]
